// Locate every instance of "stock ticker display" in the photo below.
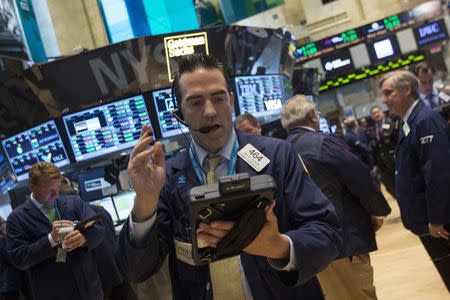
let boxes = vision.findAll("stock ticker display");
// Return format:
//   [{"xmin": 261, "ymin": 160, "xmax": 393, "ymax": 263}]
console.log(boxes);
[
  {"xmin": 63, "ymin": 95, "xmax": 151, "ymax": 162},
  {"xmin": 152, "ymin": 88, "xmax": 188, "ymax": 138},
  {"xmin": 1, "ymin": 120, "xmax": 70, "ymax": 181},
  {"xmin": 234, "ymin": 74, "xmax": 285, "ymax": 121}
]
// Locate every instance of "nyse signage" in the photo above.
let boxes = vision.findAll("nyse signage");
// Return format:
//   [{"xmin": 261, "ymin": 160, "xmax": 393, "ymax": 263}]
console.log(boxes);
[
  {"xmin": 414, "ymin": 19, "xmax": 449, "ymax": 46},
  {"xmin": 164, "ymin": 32, "xmax": 209, "ymax": 82}
]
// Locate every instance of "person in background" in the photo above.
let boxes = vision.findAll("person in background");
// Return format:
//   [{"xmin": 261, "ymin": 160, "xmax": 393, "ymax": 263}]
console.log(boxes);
[
  {"xmin": 343, "ymin": 117, "xmax": 374, "ymax": 169},
  {"xmin": 358, "ymin": 117, "xmax": 369, "ymax": 143},
  {"xmin": 365, "ymin": 106, "xmax": 400, "ymax": 197},
  {"xmin": 281, "ymin": 95, "xmax": 391, "ymax": 300},
  {"xmin": 379, "ymin": 70, "xmax": 450, "ymax": 291},
  {"xmin": 116, "ymin": 53, "xmax": 342, "ymax": 299},
  {"xmin": 235, "ymin": 113, "xmax": 262, "ymax": 135},
  {"xmin": 412, "ymin": 61, "xmax": 444, "ymax": 109},
  {"xmin": 6, "ymin": 162, "xmax": 105, "ymax": 300}
]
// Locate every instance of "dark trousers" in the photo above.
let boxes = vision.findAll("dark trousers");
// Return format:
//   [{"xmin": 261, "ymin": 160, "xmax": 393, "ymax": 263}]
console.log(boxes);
[
  {"xmin": 419, "ymin": 234, "xmax": 450, "ymax": 291},
  {"xmin": 380, "ymin": 168, "xmax": 395, "ymax": 198}
]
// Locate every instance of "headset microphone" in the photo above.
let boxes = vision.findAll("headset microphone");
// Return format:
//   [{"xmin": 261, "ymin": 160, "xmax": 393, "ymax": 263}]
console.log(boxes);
[{"xmin": 172, "ymin": 109, "xmax": 213, "ymax": 134}]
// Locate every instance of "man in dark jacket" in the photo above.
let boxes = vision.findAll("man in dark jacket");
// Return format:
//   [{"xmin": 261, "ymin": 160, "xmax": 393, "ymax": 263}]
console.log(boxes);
[
  {"xmin": 281, "ymin": 95, "xmax": 391, "ymax": 300},
  {"xmin": 116, "ymin": 53, "xmax": 342, "ymax": 299},
  {"xmin": 6, "ymin": 162, "xmax": 105, "ymax": 300},
  {"xmin": 380, "ymin": 70, "xmax": 450, "ymax": 291}
]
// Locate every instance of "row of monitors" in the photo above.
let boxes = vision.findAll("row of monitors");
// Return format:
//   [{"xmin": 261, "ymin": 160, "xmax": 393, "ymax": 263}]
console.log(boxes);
[
  {"xmin": 302, "ymin": 19, "xmax": 449, "ymax": 80},
  {"xmin": 91, "ymin": 191, "xmax": 135, "ymax": 225},
  {"xmin": 0, "ymin": 74, "xmax": 291, "ymax": 183}
]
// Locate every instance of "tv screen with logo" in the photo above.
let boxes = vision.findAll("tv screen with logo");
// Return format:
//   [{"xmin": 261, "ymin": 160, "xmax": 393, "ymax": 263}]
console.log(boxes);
[
  {"xmin": 413, "ymin": 19, "xmax": 449, "ymax": 46},
  {"xmin": 320, "ymin": 48, "xmax": 355, "ymax": 79},
  {"xmin": 367, "ymin": 35, "xmax": 401, "ymax": 65}
]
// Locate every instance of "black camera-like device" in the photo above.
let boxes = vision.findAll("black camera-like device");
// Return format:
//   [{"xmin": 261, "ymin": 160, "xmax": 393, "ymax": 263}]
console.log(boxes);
[{"xmin": 189, "ymin": 173, "xmax": 276, "ymax": 265}]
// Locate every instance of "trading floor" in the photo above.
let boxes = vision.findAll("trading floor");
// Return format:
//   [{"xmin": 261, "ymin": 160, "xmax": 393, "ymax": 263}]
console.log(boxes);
[{"xmin": 372, "ymin": 186, "xmax": 449, "ymax": 299}]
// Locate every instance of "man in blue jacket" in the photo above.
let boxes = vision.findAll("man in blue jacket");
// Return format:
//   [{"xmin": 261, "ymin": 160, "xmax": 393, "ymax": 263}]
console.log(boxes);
[
  {"xmin": 281, "ymin": 95, "xmax": 391, "ymax": 300},
  {"xmin": 6, "ymin": 162, "xmax": 105, "ymax": 300},
  {"xmin": 380, "ymin": 70, "xmax": 450, "ymax": 291},
  {"xmin": 117, "ymin": 53, "xmax": 342, "ymax": 299}
]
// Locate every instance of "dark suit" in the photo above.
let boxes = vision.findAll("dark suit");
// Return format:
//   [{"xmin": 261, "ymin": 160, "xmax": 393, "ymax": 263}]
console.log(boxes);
[
  {"xmin": 6, "ymin": 195, "xmax": 105, "ymax": 300},
  {"xmin": 396, "ymin": 100, "xmax": 450, "ymax": 290},
  {"xmin": 117, "ymin": 130, "xmax": 342, "ymax": 300},
  {"xmin": 344, "ymin": 131, "xmax": 373, "ymax": 167}
]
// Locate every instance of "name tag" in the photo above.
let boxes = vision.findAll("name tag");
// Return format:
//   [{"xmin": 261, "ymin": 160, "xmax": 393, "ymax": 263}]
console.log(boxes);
[
  {"xmin": 174, "ymin": 239, "xmax": 195, "ymax": 266},
  {"xmin": 237, "ymin": 144, "xmax": 270, "ymax": 172},
  {"xmin": 382, "ymin": 124, "xmax": 390, "ymax": 130},
  {"xmin": 420, "ymin": 135, "xmax": 434, "ymax": 144}
]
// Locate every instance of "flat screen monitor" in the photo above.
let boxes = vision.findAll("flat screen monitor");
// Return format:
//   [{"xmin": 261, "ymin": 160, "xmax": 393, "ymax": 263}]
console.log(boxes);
[
  {"xmin": 90, "ymin": 197, "xmax": 119, "ymax": 223},
  {"xmin": 319, "ymin": 117, "xmax": 331, "ymax": 134},
  {"xmin": 77, "ymin": 168, "xmax": 116, "ymax": 202},
  {"xmin": 151, "ymin": 88, "xmax": 189, "ymax": 138},
  {"xmin": 0, "ymin": 154, "xmax": 15, "ymax": 193},
  {"xmin": 63, "ymin": 94, "xmax": 152, "ymax": 162},
  {"xmin": 413, "ymin": 19, "xmax": 449, "ymax": 46},
  {"xmin": 112, "ymin": 191, "xmax": 135, "ymax": 221},
  {"xmin": 234, "ymin": 74, "xmax": 286, "ymax": 121},
  {"xmin": 0, "ymin": 202, "xmax": 12, "ymax": 220},
  {"xmin": 367, "ymin": 35, "xmax": 401, "ymax": 65},
  {"xmin": 320, "ymin": 48, "xmax": 355, "ymax": 79},
  {"xmin": 1, "ymin": 120, "xmax": 70, "ymax": 182}
]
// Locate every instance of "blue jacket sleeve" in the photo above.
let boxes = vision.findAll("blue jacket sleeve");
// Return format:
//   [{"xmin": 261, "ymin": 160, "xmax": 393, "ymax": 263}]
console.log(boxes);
[
  {"xmin": 279, "ymin": 144, "xmax": 342, "ymax": 285},
  {"xmin": 417, "ymin": 118, "xmax": 450, "ymax": 224}
]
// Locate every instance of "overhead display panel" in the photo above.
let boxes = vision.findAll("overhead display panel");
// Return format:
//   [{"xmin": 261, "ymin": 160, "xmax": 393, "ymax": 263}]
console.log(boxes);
[
  {"xmin": 1, "ymin": 120, "xmax": 70, "ymax": 182},
  {"xmin": 320, "ymin": 48, "xmax": 355, "ymax": 79},
  {"xmin": 367, "ymin": 35, "xmax": 401, "ymax": 65},
  {"xmin": 413, "ymin": 19, "xmax": 449, "ymax": 47}
]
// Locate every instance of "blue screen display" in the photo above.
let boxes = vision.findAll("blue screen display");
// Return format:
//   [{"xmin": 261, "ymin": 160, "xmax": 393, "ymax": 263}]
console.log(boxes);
[
  {"xmin": 152, "ymin": 88, "xmax": 188, "ymax": 138},
  {"xmin": 234, "ymin": 74, "xmax": 286, "ymax": 122},
  {"xmin": 414, "ymin": 19, "xmax": 449, "ymax": 46},
  {"xmin": 0, "ymin": 153, "xmax": 15, "ymax": 192},
  {"xmin": 63, "ymin": 94, "xmax": 152, "ymax": 162},
  {"xmin": 1, "ymin": 120, "xmax": 70, "ymax": 182}
]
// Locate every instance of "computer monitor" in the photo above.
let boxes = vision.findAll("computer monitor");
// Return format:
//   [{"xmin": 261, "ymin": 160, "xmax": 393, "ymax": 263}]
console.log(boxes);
[
  {"xmin": 320, "ymin": 48, "xmax": 355, "ymax": 79},
  {"xmin": 77, "ymin": 168, "xmax": 117, "ymax": 202},
  {"xmin": 319, "ymin": 116, "xmax": 331, "ymax": 134},
  {"xmin": 113, "ymin": 191, "xmax": 135, "ymax": 221},
  {"xmin": 413, "ymin": 19, "xmax": 449, "ymax": 47},
  {"xmin": 151, "ymin": 88, "xmax": 189, "ymax": 138},
  {"xmin": 367, "ymin": 35, "xmax": 401, "ymax": 65},
  {"xmin": 1, "ymin": 120, "xmax": 70, "ymax": 182},
  {"xmin": 0, "ymin": 202, "xmax": 12, "ymax": 220},
  {"xmin": 62, "ymin": 94, "xmax": 152, "ymax": 162},
  {"xmin": 0, "ymin": 154, "xmax": 15, "ymax": 194},
  {"xmin": 90, "ymin": 197, "xmax": 119, "ymax": 223},
  {"xmin": 234, "ymin": 74, "xmax": 286, "ymax": 122}
]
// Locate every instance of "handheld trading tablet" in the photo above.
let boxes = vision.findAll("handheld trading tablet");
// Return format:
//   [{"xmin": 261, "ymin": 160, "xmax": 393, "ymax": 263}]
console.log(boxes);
[{"xmin": 189, "ymin": 173, "xmax": 276, "ymax": 265}]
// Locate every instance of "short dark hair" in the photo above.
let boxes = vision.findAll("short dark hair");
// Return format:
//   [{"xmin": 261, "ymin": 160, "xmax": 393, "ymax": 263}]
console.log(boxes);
[
  {"xmin": 172, "ymin": 53, "xmax": 229, "ymax": 107},
  {"xmin": 412, "ymin": 61, "xmax": 435, "ymax": 76},
  {"xmin": 370, "ymin": 105, "xmax": 382, "ymax": 114},
  {"xmin": 235, "ymin": 113, "xmax": 259, "ymax": 127}
]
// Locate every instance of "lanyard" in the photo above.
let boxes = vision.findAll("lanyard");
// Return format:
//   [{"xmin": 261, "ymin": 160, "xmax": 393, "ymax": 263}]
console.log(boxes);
[{"xmin": 189, "ymin": 136, "xmax": 239, "ymax": 185}]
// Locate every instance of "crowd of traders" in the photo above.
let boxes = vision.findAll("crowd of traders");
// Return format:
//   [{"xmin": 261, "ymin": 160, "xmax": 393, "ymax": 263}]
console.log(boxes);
[{"xmin": 0, "ymin": 54, "xmax": 448, "ymax": 300}]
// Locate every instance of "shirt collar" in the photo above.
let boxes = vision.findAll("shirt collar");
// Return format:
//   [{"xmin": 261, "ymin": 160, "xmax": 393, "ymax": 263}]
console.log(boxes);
[
  {"xmin": 419, "ymin": 87, "xmax": 438, "ymax": 99},
  {"xmin": 30, "ymin": 193, "xmax": 44, "ymax": 209},
  {"xmin": 192, "ymin": 129, "xmax": 236, "ymax": 166},
  {"xmin": 403, "ymin": 99, "xmax": 420, "ymax": 123}
]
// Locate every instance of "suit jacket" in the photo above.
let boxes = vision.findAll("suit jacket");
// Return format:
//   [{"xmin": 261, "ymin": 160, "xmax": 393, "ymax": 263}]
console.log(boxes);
[
  {"xmin": 6, "ymin": 195, "xmax": 105, "ymax": 300},
  {"xmin": 287, "ymin": 128, "xmax": 391, "ymax": 258},
  {"xmin": 395, "ymin": 100, "xmax": 450, "ymax": 234},
  {"xmin": 344, "ymin": 131, "xmax": 373, "ymax": 167},
  {"xmin": 117, "ymin": 130, "xmax": 342, "ymax": 300}
]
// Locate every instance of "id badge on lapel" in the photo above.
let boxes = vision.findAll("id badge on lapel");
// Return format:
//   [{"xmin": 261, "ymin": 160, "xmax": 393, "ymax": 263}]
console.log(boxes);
[{"xmin": 56, "ymin": 247, "xmax": 67, "ymax": 263}]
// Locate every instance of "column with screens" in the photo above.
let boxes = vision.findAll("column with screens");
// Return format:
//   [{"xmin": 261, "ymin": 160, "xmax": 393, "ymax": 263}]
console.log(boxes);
[
  {"xmin": 62, "ymin": 94, "xmax": 152, "ymax": 162},
  {"xmin": 234, "ymin": 74, "xmax": 286, "ymax": 121},
  {"xmin": 1, "ymin": 120, "xmax": 70, "ymax": 182}
]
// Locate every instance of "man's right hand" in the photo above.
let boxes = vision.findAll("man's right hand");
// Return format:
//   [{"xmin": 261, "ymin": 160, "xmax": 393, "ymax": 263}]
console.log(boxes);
[
  {"xmin": 128, "ymin": 124, "xmax": 166, "ymax": 222},
  {"xmin": 50, "ymin": 220, "xmax": 75, "ymax": 243}
]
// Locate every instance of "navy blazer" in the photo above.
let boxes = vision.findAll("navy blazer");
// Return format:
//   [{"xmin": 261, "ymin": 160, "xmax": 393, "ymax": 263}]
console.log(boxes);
[
  {"xmin": 6, "ymin": 195, "xmax": 105, "ymax": 300},
  {"xmin": 344, "ymin": 130, "xmax": 374, "ymax": 167},
  {"xmin": 395, "ymin": 101, "xmax": 450, "ymax": 235},
  {"xmin": 117, "ymin": 130, "xmax": 342, "ymax": 300},
  {"xmin": 287, "ymin": 128, "xmax": 391, "ymax": 258}
]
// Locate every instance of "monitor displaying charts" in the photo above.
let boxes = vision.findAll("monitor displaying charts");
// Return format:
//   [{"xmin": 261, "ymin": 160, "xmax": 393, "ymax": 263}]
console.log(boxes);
[
  {"xmin": 90, "ymin": 197, "xmax": 119, "ymax": 223},
  {"xmin": 151, "ymin": 88, "xmax": 189, "ymax": 138},
  {"xmin": 0, "ymin": 202, "xmax": 12, "ymax": 220},
  {"xmin": 234, "ymin": 74, "xmax": 286, "ymax": 121},
  {"xmin": 1, "ymin": 120, "xmax": 70, "ymax": 182},
  {"xmin": 63, "ymin": 95, "xmax": 152, "ymax": 162},
  {"xmin": 319, "ymin": 116, "xmax": 331, "ymax": 134},
  {"xmin": 112, "ymin": 191, "xmax": 135, "ymax": 221},
  {"xmin": 0, "ymin": 153, "xmax": 15, "ymax": 193}
]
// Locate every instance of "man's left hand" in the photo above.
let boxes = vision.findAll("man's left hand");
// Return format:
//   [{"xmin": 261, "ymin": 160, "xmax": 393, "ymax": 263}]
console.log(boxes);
[
  {"xmin": 428, "ymin": 223, "xmax": 449, "ymax": 240},
  {"xmin": 63, "ymin": 230, "xmax": 87, "ymax": 252}
]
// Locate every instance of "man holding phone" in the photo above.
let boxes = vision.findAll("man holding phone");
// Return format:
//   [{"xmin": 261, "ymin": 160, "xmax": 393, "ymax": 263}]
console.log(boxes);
[
  {"xmin": 6, "ymin": 162, "xmax": 105, "ymax": 300},
  {"xmin": 117, "ymin": 53, "xmax": 342, "ymax": 299}
]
